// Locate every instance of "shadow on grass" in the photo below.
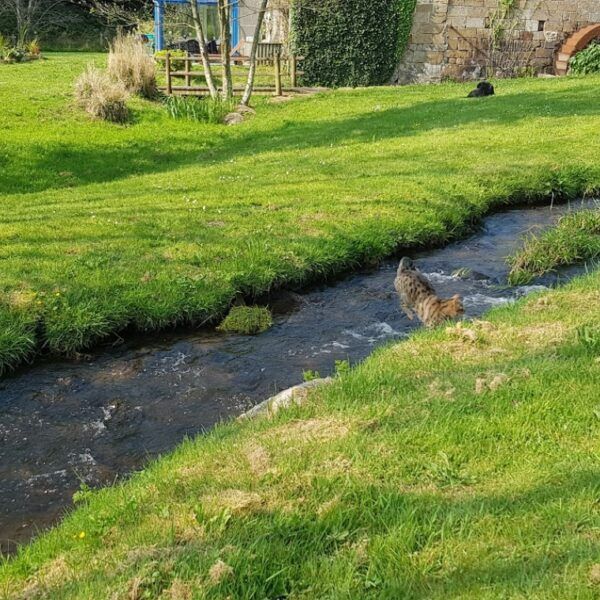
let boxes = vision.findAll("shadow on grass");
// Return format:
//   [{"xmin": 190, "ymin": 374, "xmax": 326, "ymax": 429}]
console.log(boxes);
[
  {"xmin": 204, "ymin": 468, "xmax": 598, "ymax": 598},
  {"xmin": 2, "ymin": 84, "xmax": 599, "ymax": 196}
]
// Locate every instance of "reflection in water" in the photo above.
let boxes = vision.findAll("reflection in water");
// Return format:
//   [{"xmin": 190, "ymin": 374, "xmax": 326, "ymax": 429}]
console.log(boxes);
[{"xmin": 0, "ymin": 199, "xmax": 596, "ymax": 553}]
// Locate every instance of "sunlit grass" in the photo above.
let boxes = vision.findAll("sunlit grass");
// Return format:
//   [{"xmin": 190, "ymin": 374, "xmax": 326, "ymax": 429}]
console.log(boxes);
[
  {"xmin": 508, "ymin": 206, "xmax": 600, "ymax": 284},
  {"xmin": 1, "ymin": 272, "xmax": 599, "ymax": 598},
  {"xmin": 0, "ymin": 53, "xmax": 599, "ymax": 374}
]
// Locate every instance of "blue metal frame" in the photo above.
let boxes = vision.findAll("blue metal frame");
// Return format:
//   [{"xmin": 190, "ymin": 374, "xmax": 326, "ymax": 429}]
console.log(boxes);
[{"xmin": 153, "ymin": 0, "xmax": 239, "ymax": 52}]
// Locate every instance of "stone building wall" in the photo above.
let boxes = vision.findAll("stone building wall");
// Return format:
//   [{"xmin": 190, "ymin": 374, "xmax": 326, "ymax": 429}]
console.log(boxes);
[{"xmin": 394, "ymin": 0, "xmax": 600, "ymax": 83}]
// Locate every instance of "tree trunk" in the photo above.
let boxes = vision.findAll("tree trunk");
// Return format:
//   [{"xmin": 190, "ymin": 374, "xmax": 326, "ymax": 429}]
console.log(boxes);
[
  {"xmin": 217, "ymin": 0, "xmax": 232, "ymax": 99},
  {"xmin": 241, "ymin": 0, "xmax": 269, "ymax": 106},
  {"xmin": 189, "ymin": 0, "xmax": 218, "ymax": 99}
]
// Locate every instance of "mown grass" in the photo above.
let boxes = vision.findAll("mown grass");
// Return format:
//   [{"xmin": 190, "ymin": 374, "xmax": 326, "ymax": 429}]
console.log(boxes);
[
  {"xmin": 1, "ymin": 53, "xmax": 600, "ymax": 374},
  {"xmin": 1, "ymin": 271, "xmax": 599, "ymax": 598},
  {"xmin": 508, "ymin": 206, "xmax": 600, "ymax": 284}
]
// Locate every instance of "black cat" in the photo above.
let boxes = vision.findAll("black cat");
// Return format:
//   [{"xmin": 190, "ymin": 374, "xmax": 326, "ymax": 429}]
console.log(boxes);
[{"xmin": 467, "ymin": 81, "xmax": 495, "ymax": 98}]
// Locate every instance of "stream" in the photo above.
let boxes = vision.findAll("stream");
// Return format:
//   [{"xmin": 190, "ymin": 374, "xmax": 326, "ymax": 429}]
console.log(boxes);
[{"xmin": 0, "ymin": 199, "xmax": 597, "ymax": 554}]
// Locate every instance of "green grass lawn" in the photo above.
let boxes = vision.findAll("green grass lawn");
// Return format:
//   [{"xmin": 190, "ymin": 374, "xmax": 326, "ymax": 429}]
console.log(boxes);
[
  {"xmin": 0, "ymin": 53, "xmax": 599, "ymax": 375},
  {"xmin": 1, "ymin": 271, "xmax": 599, "ymax": 598}
]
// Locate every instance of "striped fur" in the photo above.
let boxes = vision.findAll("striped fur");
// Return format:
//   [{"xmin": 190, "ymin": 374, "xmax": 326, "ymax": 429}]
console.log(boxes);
[{"xmin": 394, "ymin": 257, "xmax": 464, "ymax": 328}]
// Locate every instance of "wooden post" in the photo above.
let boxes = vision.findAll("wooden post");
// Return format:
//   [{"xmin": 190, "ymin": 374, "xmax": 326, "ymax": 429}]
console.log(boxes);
[
  {"xmin": 290, "ymin": 55, "xmax": 297, "ymax": 88},
  {"xmin": 274, "ymin": 51, "xmax": 282, "ymax": 96},
  {"xmin": 185, "ymin": 52, "xmax": 191, "ymax": 88},
  {"xmin": 165, "ymin": 51, "xmax": 172, "ymax": 95}
]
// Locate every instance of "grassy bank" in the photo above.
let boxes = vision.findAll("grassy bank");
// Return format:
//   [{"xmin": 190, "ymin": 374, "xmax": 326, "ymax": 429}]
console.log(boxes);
[
  {"xmin": 2, "ymin": 271, "xmax": 599, "ymax": 598},
  {"xmin": 508, "ymin": 206, "xmax": 600, "ymax": 284},
  {"xmin": 1, "ymin": 54, "xmax": 600, "ymax": 374}
]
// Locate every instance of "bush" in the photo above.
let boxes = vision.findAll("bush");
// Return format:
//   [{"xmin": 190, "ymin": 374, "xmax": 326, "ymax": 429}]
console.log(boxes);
[
  {"xmin": 165, "ymin": 95, "xmax": 236, "ymax": 124},
  {"xmin": 74, "ymin": 65, "xmax": 130, "ymax": 123},
  {"xmin": 154, "ymin": 49, "xmax": 187, "ymax": 70},
  {"xmin": 570, "ymin": 41, "xmax": 600, "ymax": 75},
  {"xmin": 0, "ymin": 36, "xmax": 42, "ymax": 64},
  {"xmin": 27, "ymin": 39, "xmax": 41, "ymax": 57},
  {"xmin": 292, "ymin": 0, "xmax": 416, "ymax": 87},
  {"xmin": 108, "ymin": 33, "xmax": 157, "ymax": 98},
  {"xmin": 217, "ymin": 306, "xmax": 273, "ymax": 335}
]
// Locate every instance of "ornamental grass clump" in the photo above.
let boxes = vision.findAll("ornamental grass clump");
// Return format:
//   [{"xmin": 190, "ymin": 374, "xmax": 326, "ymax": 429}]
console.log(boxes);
[
  {"xmin": 165, "ymin": 95, "xmax": 236, "ymax": 124},
  {"xmin": 74, "ymin": 65, "xmax": 129, "ymax": 123},
  {"xmin": 108, "ymin": 33, "xmax": 157, "ymax": 98}
]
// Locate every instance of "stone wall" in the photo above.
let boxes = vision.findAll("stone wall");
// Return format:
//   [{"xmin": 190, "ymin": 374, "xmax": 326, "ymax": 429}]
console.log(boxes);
[{"xmin": 394, "ymin": 0, "xmax": 600, "ymax": 83}]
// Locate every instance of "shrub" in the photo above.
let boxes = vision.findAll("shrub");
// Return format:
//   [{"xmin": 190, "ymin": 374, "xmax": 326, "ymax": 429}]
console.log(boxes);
[
  {"xmin": 26, "ymin": 39, "xmax": 41, "ymax": 57},
  {"xmin": 108, "ymin": 33, "xmax": 157, "ymax": 98},
  {"xmin": 570, "ymin": 41, "xmax": 600, "ymax": 75},
  {"xmin": 291, "ymin": 0, "xmax": 416, "ymax": 87},
  {"xmin": 0, "ymin": 35, "xmax": 42, "ymax": 64},
  {"xmin": 217, "ymin": 306, "xmax": 273, "ymax": 335},
  {"xmin": 154, "ymin": 49, "xmax": 187, "ymax": 70},
  {"xmin": 2, "ymin": 46, "xmax": 28, "ymax": 63},
  {"xmin": 74, "ymin": 65, "xmax": 129, "ymax": 123},
  {"xmin": 165, "ymin": 95, "xmax": 236, "ymax": 124}
]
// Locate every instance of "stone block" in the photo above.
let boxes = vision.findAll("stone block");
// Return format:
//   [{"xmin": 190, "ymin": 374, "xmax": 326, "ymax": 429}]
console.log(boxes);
[
  {"xmin": 524, "ymin": 19, "xmax": 539, "ymax": 32},
  {"xmin": 466, "ymin": 17, "xmax": 486, "ymax": 28},
  {"xmin": 425, "ymin": 51, "xmax": 445, "ymax": 64}
]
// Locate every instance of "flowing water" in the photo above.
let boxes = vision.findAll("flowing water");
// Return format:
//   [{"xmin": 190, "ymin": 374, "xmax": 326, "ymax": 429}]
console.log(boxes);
[{"xmin": 0, "ymin": 200, "xmax": 597, "ymax": 554}]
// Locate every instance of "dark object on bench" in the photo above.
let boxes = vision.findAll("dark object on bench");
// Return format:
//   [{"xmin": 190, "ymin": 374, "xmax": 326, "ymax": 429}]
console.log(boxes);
[
  {"xmin": 467, "ymin": 81, "xmax": 495, "ymax": 98},
  {"xmin": 206, "ymin": 39, "xmax": 218, "ymax": 54},
  {"xmin": 168, "ymin": 38, "xmax": 201, "ymax": 54}
]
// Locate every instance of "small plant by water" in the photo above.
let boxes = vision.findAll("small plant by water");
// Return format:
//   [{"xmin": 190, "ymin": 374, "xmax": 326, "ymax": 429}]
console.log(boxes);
[
  {"xmin": 165, "ymin": 95, "xmax": 235, "ymax": 124},
  {"xmin": 217, "ymin": 305, "xmax": 273, "ymax": 335},
  {"xmin": 508, "ymin": 208, "xmax": 600, "ymax": 284}
]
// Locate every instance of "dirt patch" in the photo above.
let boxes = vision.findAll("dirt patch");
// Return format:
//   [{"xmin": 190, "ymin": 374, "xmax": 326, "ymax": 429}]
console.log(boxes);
[
  {"xmin": 208, "ymin": 559, "xmax": 233, "ymax": 585},
  {"xmin": 271, "ymin": 418, "xmax": 350, "ymax": 444},
  {"xmin": 245, "ymin": 443, "xmax": 271, "ymax": 477},
  {"xmin": 163, "ymin": 579, "xmax": 193, "ymax": 600},
  {"xmin": 475, "ymin": 373, "xmax": 510, "ymax": 394},
  {"xmin": 589, "ymin": 563, "xmax": 600, "ymax": 586},
  {"xmin": 428, "ymin": 379, "xmax": 456, "ymax": 400},
  {"xmin": 6, "ymin": 289, "xmax": 37, "ymax": 310},
  {"xmin": 16, "ymin": 556, "xmax": 73, "ymax": 599},
  {"xmin": 202, "ymin": 489, "xmax": 264, "ymax": 515}
]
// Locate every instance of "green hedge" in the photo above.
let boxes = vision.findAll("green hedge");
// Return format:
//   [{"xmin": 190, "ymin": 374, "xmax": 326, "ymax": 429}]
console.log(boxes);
[{"xmin": 291, "ymin": 0, "xmax": 417, "ymax": 87}]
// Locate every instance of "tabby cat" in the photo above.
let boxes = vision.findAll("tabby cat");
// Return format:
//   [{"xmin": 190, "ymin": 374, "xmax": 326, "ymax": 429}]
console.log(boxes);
[{"xmin": 394, "ymin": 257, "xmax": 464, "ymax": 327}]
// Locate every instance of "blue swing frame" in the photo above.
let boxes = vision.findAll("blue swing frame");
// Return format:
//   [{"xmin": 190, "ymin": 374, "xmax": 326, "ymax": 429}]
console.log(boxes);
[{"xmin": 153, "ymin": 0, "xmax": 239, "ymax": 52}]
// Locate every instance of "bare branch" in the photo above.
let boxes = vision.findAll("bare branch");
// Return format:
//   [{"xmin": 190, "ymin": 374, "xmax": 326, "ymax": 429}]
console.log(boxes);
[{"xmin": 188, "ymin": 0, "xmax": 218, "ymax": 98}]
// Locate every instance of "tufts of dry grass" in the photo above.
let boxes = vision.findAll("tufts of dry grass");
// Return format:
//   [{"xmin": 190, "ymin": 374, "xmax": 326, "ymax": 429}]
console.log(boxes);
[
  {"xmin": 74, "ymin": 65, "xmax": 129, "ymax": 123},
  {"xmin": 107, "ymin": 34, "xmax": 157, "ymax": 99}
]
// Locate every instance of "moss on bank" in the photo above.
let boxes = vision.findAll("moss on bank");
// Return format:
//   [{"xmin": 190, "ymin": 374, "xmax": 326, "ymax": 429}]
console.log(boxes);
[{"xmin": 217, "ymin": 306, "xmax": 273, "ymax": 335}]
